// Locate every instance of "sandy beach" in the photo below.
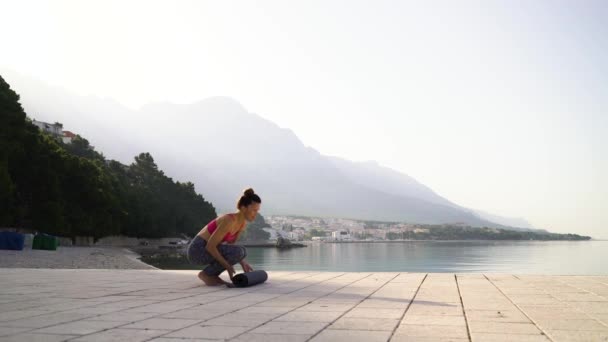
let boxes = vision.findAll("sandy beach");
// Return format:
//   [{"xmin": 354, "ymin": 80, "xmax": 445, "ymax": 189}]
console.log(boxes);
[{"xmin": 0, "ymin": 246, "xmax": 157, "ymax": 270}]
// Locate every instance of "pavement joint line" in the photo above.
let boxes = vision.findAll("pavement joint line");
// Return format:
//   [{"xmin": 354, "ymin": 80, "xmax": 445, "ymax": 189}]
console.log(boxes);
[
  {"xmin": 303, "ymin": 272, "xmax": 402, "ymax": 342},
  {"xmin": 528, "ymin": 275, "xmax": 608, "ymax": 330},
  {"xmin": 94, "ymin": 271, "xmax": 326, "ymax": 342},
  {"xmin": 0, "ymin": 295, "xmax": 55, "ymax": 308},
  {"xmin": 386, "ymin": 273, "xmax": 428, "ymax": 342},
  {"xmin": 146, "ymin": 272, "xmax": 347, "ymax": 341},
  {"xmin": 4, "ymin": 272, "xmax": 608, "ymax": 341},
  {"xmin": 224, "ymin": 272, "xmax": 369, "ymax": 342},
  {"xmin": 1, "ymin": 271, "xmax": 319, "ymax": 340},
  {"xmin": 0, "ymin": 274, "xmax": 236, "ymax": 325},
  {"xmin": 596, "ymin": 279, "xmax": 608, "ymax": 287},
  {"xmin": 455, "ymin": 274, "xmax": 472, "ymax": 342},
  {"xmin": 555, "ymin": 275, "xmax": 608, "ymax": 302},
  {"xmin": 228, "ymin": 273, "xmax": 374, "ymax": 340},
  {"xmin": 483, "ymin": 274, "xmax": 555, "ymax": 342},
  {"xmin": 127, "ymin": 271, "xmax": 336, "ymax": 342}
]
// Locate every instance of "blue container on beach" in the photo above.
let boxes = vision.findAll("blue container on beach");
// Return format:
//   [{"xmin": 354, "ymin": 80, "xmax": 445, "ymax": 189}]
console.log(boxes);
[{"xmin": 0, "ymin": 232, "xmax": 25, "ymax": 250}]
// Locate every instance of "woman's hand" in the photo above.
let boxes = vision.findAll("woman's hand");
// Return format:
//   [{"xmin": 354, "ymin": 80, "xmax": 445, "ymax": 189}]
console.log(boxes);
[
  {"xmin": 226, "ymin": 264, "xmax": 236, "ymax": 280},
  {"xmin": 240, "ymin": 260, "xmax": 254, "ymax": 273}
]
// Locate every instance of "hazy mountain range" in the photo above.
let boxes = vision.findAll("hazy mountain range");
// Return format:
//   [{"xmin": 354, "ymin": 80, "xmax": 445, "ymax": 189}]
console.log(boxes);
[{"xmin": 2, "ymin": 69, "xmax": 537, "ymax": 231}]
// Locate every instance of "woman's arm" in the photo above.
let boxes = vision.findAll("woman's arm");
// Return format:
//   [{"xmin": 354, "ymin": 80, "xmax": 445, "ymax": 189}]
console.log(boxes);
[
  {"xmin": 205, "ymin": 216, "xmax": 235, "ymax": 278},
  {"xmin": 231, "ymin": 228, "xmax": 253, "ymax": 272}
]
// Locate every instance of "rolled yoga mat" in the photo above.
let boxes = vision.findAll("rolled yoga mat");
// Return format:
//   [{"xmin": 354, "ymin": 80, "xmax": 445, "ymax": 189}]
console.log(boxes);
[{"xmin": 231, "ymin": 270, "xmax": 268, "ymax": 287}]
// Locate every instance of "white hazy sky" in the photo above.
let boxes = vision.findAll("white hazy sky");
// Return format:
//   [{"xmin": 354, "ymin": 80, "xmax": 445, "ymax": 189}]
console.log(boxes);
[{"xmin": 1, "ymin": 0, "xmax": 607, "ymax": 238}]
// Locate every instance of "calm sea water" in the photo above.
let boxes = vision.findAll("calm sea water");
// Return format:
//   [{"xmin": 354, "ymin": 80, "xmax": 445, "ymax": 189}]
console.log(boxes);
[{"xmin": 237, "ymin": 240, "xmax": 608, "ymax": 274}]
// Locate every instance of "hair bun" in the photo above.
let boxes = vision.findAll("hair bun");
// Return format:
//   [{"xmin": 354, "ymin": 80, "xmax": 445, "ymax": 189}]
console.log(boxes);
[{"xmin": 243, "ymin": 188, "xmax": 255, "ymax": 197}]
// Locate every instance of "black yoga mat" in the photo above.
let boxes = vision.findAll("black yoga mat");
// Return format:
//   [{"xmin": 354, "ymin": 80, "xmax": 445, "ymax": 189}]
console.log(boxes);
[{"xmin": 231, "ymin": 270, "xmax": 268, "ymax": 287}]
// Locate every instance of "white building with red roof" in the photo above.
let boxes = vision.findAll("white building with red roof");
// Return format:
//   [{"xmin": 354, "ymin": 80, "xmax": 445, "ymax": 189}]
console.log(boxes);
[{"xmin": 62, "ymin": 130, "xmax": 76, "ymax": 144}]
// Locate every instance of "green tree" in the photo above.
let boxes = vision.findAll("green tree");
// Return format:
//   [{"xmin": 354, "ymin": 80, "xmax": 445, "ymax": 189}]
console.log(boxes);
[
  {"xmin": 0, "ymin": 74, "xmax": 217, "ymax": 240},
  {"xmin": 62, "ymin": 135, "xmax": 104, "ymax": 161}
]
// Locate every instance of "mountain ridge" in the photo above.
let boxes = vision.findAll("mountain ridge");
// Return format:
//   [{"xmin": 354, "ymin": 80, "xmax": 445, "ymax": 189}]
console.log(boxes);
[{"xmin": 1, "ymin": 69, "xmax": 537, "ymax": 231}]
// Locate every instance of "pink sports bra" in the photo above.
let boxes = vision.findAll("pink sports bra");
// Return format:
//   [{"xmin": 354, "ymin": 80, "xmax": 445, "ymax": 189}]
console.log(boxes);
[{"xmin": 206, "ymin": 214, "xmax": 243, "ymax": 243}]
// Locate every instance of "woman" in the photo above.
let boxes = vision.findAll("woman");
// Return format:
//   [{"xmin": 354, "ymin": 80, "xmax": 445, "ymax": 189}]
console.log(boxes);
[{"xmin": 187, "ymin": 188, "xmax": 261, "ymax": 286}]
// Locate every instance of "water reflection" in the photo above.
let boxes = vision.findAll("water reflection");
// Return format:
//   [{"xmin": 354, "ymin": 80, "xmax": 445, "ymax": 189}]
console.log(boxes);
[{"xmin": 243, "ymin": 240, "xmax": 608, "ymax": 274}]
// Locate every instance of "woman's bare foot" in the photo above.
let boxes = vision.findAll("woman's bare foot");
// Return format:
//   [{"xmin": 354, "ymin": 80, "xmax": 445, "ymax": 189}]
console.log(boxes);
[{"xmin": 198, "ymin": 271, "xmax": 222, "ymax": 286}]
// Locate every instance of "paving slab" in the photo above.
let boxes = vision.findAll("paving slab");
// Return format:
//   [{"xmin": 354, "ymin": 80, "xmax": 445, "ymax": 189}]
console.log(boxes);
[
  {"xmin": 465, "ymin": 309, "xmax": 530, "ymax": 323},
  {"xmin": 120, "ymin": 317, "xmax": 202, "ymax": 330},
  {"xmin": 0, "ymin": 333, "xmax": 79, "ymax": 342},
  {"xmin": 275, "ymin": 310, "xmax": 344, "ymax": 322},
  {"xmin": 202, "ymin": 312, "xmax": 278, "ymax": 327},
  {"xmin": 329, "ymin": 317, "xmax": 399, "ymax": 331},
  {"xmin": 231, "ymin": 333, "xmax": 311, "ymax": 342},
  {"xmin": 344, "ymin": 307, "xmax": 404, "ymax": 319},
  {"xmin": 30, "ymin": 320, "xmax": 124, "ymax": 335},
  {"xmin": 469, "ymin": 332, "xmax": 550, "ymax": 341},
  {"xmin": 69, "ymin": 328, "xmax": 168, "ymax": 341},
  {"xmin": 2, "ymin": 269, "xmax": 608, "ymax": 341},
  {"xmin": 391, "ymin": 338, "xmax": 469, "ymax": 342},
  {"xmin": 0, "ymin": 327, "xmax": 33, "ymax": 337},
  {"xmin": 393, "ymin": 323, "xmax": 469, "ymax": 339},
  {"xmin": 534, "ymin": 318, "xmax": 608, "ymax": 331},
  {"xmin": 467, "ymin": 321, "xmax": 543, "ymax": 334},
  {"xmin": 310, "ymin": 329, "xmax": 392, "ymax": 342},
  {"xmin": 249, "ymin": 321, "xmax": 327, "ymax": 335},
  {"xmin": 163, "ymin": 324, "xmax": 250, "ymax": 339},
  {"xmin": 401, "ymin": 314, "xmax": 467, "ymax": 326},
  {"xmin": 547, "ymin": 330, "xmax": 608, "ymax": 341}
]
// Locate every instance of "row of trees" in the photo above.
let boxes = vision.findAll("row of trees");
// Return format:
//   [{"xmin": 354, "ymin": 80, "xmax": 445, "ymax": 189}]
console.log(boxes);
[
  {"xmin": 384, "ymin": 225, "xmax": 590, "ymax": 240},
  {"xmin": 0, "ymin": 75, "xmax": 217, "ymax": 240}
]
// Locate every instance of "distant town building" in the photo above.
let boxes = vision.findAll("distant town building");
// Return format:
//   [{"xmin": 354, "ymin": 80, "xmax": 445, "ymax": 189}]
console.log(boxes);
[
  {"xmin": 32, "ymin": 120, "xmax": 62, "ymax": 136},
  {"xmin": 266, "ymin": 215, "xmax": 422, "ymax": 241},
  {"xmin": 30, "ymin": 118, "xmax": 94, "ymax": 151},
  {"xmin": 414, "ymin": 228, "xmax": 430, "ymax": 234},
  {"xmin": 369, "ymin": 229, "xmax": 387, "ymax": 240},
  {"xmin": 331, "ymin": 230, "xmax": 351, "ymax": 241}
]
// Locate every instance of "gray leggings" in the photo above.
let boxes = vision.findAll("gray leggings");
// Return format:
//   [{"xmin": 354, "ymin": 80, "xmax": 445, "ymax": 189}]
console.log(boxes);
[{"xmin": 186, "ymin": 235, "xmax": 247, "ymax": 276}]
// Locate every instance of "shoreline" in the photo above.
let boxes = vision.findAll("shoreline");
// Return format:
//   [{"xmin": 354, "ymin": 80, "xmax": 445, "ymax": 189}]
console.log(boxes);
[
  {"xmin": 318, "ymin": 238, "xmax": 595, "ymax": 243},
  {"xmin": 0, "ymin": 245, "xmax": 157, "ymax": 269},
  {"xmin": 2, "ymin": 240, "xmax": 602, "ymax": 270}
]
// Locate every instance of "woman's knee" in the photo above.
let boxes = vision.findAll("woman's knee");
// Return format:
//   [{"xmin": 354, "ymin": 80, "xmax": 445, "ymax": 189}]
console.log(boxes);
[
  {"xmin": 221, "ymin": 245, "xmax": 247, "ymax": 264},
  {"xmin": 232, "ymin": 246, "xmax": 247, "ymax": 262}
]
